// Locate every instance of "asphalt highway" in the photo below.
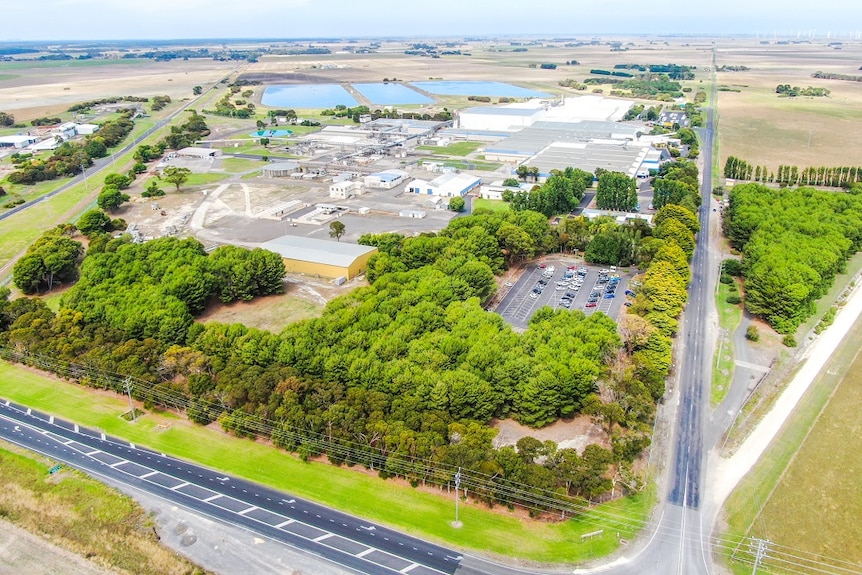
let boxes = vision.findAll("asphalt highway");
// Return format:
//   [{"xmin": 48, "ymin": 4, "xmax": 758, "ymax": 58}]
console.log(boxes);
[{"xmin": 0, "ymin": 400, "xmax": 463, "ymax": 575}]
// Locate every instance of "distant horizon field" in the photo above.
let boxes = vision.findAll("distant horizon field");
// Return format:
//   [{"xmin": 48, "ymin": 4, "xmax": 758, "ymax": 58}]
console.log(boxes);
[{"xmin": 715, "ymin": 43, "xmax": 862, "ymax": 170}]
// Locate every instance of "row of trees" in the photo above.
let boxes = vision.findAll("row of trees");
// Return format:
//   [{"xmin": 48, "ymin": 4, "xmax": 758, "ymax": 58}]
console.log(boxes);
[
  {"xmin": 652, "ymin": 159, "xmax": 700, "ymax": 213},
  {"xmin": 596, "ymin": 171, "xmax": 638, "ymax": 211},
  {"xmin": 722, "ymin": 183, "xmax": 862, "ymax": 333},
  {"xmin": 724, "ymin": 156, "xmax": 862, "ymax": 188},
  {"xmin": 775, "ymin": 84, "xmax": 830, "ymax": 97}
]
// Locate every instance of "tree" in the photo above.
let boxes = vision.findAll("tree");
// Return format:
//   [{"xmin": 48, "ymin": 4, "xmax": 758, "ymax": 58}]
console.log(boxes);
[
  {"xmin": 259, "ymin": 137, "xmax": 270, "ymax": 148},
  {"xmin": 193, "ymin": 86, "xmax": 203, "ymax": 95},
  {"xmin": 97, "ymin": 186, "xmax": 130, "ymax": 213},
  {"xmin": 448, "ymin": 196, "xmax": 466, "ymax": 212},
  {"xmin": 103, "ymin": 173, "xmax": 132, "ymax": 189},
  {"xmin": 0, "ymin": 111, "xmax": 14, "ymax": 126},
  {"xmin": 502, "ymin": 178, "xmax": 520, "ymax": 187},
  {"xmin": 77, "ymin": 209, "xmax": 112, "ymax": 236},
  {"xmin": 596, "ymin": 172, "xmax": 637, "ymax": 211},
  {"xmin": 329, "ymin": 220, "xmax": 346, "ymax": 241},
  {"xmin": 161, "ymin": 166, "xmax": 191, "ymax": 191},
  {"xmin": 84, "ymin": 139, "xmax": 107, "ymax": 159}
]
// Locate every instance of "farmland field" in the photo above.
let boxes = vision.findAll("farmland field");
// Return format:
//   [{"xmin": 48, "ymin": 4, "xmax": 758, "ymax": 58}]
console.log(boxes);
[{"xmin": 722, "ymin": 313, "xmax": 862, "ymax": 574}]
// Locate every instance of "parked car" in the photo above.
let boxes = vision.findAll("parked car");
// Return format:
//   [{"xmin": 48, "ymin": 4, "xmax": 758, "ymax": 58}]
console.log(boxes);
[
  {"xmin": 625, "ymin": 290, "xmax": 636, "ymax": 297},
  {"xmin": 604, "ymin": 293, "xmax": 615, "ymax": 299},
  {"xmin": 585, "ymin": 301, "xmax": 597, "ymax": 308},
  {"xmin": 624, "ymin": 301, "xmax": 633, "ymax": 307},
  {"xmin": 561, "ymin": 299, "xmax": 572, "ymax": 308},
  {"xmin": 566, "ymin": 291, "xmax": 576, "ymax": 298}
]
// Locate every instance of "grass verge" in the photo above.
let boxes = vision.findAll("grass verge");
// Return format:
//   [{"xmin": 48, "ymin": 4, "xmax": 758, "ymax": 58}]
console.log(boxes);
[
  {"xmin": 721, "ymin": 314, "xmax": 862, "ymax": 574},
  {"xmin": 0, "ymin": 362, "xmax": 654, "ymax": 564},
  {"xmin": 416, "ymin": 141, "xmax": 482, "ymax": 156},
  {"xmin": 473, "ymin": 198, "xmax": 511, "ymax": 212},
  {"xmin": 0, "ymin": 440, "xmax": 207, "ymax": 575},
  {"xmin": 712, "ymin": 281, "xmax": 742, "ymax": 406}
]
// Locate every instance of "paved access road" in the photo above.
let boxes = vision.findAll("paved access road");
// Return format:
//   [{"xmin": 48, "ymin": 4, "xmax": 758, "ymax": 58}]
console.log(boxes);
[{"xmin": 0, "ymin": 400, "xmax": 463, "ymax": 575}]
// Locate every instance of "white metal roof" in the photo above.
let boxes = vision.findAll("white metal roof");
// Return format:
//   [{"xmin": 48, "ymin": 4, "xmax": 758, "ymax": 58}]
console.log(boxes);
[{"xmin": 260, "ymin": 235, "xmax": 377, "ymax": 268}]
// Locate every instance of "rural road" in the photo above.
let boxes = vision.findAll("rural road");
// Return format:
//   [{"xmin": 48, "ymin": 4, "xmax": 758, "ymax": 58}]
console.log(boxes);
[{"xmin": 0, "ymin": 400, "xmax": 465, "ymax": 575}]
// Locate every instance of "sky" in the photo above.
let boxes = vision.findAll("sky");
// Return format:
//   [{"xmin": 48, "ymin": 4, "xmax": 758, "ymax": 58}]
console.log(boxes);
[{"xmin": 3, "ymin": 0, "xmax": 861, "ymax": 41}]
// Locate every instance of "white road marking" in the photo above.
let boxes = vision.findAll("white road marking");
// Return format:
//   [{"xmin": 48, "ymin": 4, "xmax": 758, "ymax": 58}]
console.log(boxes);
[
  {"xmin": 86, "ymin": 450, "xmax": 101, "ymax": 456},
  {"xmin": 140, "ymin": 470, "xmax": 159, "ymax": 479},
  {"xmin": 275, "ymin": 519, "xmax": 294, "ymax": 528},
  {"xmin": 100, "ymin": 433, "xmax": 106, "ymax": 440},
  {"xmin": 26, "ymin": 408, "xmax": 31, "ymax": 415},
  {"xmin": 203, "ymin": 494, "xmax": 221, "ymax": 502},
  {"xmin": 74, "ymin": 424, "xmax": 78, "ymax": 432},
  {"xmin": 400, "ymin": 564, "xmax": 420, "ymax": 573},
  {"xmin": 49, "ymin": 416, "xmax": 54, "ymax": 424},
  {"xmin": 109, "ymin": 460, "xmax": 127, "ymax": 468},
  {"xmin": 313, "ymin": 533, "xmax": 333, "ymax": 542},
  {"xmin": 170, "ymin": 481, "xmax": 190, "ymax": 491},
  {"xmin": 356, "ymin": 548, "xmax": 376, "ymax": 558},
  {"xmin": 238, "ymin": 506, "xmax": 258, "ymax": 516}
]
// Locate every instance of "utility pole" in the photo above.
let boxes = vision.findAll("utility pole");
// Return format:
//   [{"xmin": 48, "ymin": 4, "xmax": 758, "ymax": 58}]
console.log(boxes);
[
  {"xmin": 453, "ymin": 467, "xmax": 462, "ymax": 528},
  {"xmin": 749, "ymin": 537, "xmax": 770, "ymax": 574},
  {"xmin": 124, "ymin": 378, "xmax": 136, "ymax": 422},
  {"xmin": 80, "ymin": 164, "xmax": 89, "ymax": 190}
]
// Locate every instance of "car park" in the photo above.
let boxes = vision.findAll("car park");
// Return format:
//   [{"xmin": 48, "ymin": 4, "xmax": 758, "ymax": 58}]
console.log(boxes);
[
  {"xmin": 538, "ymin": 278, "xmax": 548, "ymax": 285},
  {"xmin": 566, "ymin": 290, "xmax": 576, "ymax": 298},
  {"xmin": 590, "ymin": 291, "xmax": 601, "ymax": 298},
  {"xmin": 561, "ymin": 300, "xmax": 572, "ymax": 308}
]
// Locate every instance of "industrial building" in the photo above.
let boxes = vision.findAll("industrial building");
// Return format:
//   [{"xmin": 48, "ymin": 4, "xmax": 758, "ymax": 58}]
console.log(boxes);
[
  {"xmin": 480, "ymin": 180, "xmax": 530, "ymax": 200},
  {"xmin": 329, "ymin": 180, "xmax": 363, "ymax": 199},
  {"xmin": 364, "ymin": 169, "xmax": 408, "ymax": 189},
  {"xmin": 262, "ymin": 161, "xmax": 301, "ymax": 177},
  {"xmin": 176, "ymin": 147, "xmax": 221, "ymax": 159},
  {"xmin": 524, "ymin": 141, "xmax": 652, "ymax": 179},
  {"xmin": 0, "ymin": 135, "xmax": 38, "ymax": 149},
  {"xmin": 406, "ymin": 172, "xmax": 482, "ymax": 197},
  {"xmin": 259, "ymin": 235, "xmax": 378, "ymax": 280}
]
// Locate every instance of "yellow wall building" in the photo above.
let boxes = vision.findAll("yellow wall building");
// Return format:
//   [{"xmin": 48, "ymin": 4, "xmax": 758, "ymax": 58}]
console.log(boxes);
[{"xmin": 260, "ymin": 235, "xmax": 378, "ymax": 280}]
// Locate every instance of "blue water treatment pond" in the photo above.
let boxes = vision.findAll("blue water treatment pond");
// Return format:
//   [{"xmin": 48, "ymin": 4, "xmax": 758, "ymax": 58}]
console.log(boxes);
[
  {"xmin": 250, "ymin": 129, "xmax": 293, "ymax": 137},
  {"xmin": 261, "ymin": 84, "xmax": 358, "ymax": 109},
  {"xmin": 352, "ymin": 83, "xmax": 432, "ymax": 105},
  {"xmin": 410, "ymin": 81, "xmax": 550, "ymax": 98}
]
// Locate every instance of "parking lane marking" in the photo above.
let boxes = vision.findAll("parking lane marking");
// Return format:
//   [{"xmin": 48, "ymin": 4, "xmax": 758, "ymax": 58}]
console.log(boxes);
[
  {"xmin": 238, "ymin": 506, "xmax": 258, "ymax": 516},
  {"xmin": 275, "ymin": 519, "xmax": 295, "ymax": 528},
  {"xmin": 203, "ymin": 494, "xmax": 222, "ymax": 502},
  {"xmin": 313, "ymin": 533, "xmax": 334, "ymax": 542},
  {"xmin": 140, "ymin": 471, "xmax": 159, "ymax": 479},
  {"xmin": 400, "ymin": 563, "xmax": 420, "ymax": 573},
  {"xmin": 357, "ymin": 548, "xmax": 376, "ymax": 558},
  {"xmin": 170, "ymin": 481, "xmax": 190, "ymax": 491}
]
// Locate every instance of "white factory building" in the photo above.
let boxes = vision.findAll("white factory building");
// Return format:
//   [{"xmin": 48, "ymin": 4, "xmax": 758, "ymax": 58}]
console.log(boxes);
[
  {"xmin": 329, "ymin": 180, "xmax": 364, "ymax": 199},
  {"xmin": 364, "ymin": 169, "xmax": 408, "ymax": 189},
  {"xmin": 407, "ymin": 172, "xmax": 482, "ymax": 197}
]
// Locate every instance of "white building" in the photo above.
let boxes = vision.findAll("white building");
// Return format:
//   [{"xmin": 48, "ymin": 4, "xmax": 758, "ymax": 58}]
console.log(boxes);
[
  {"xmin": 458, "ymin": 106, "xmax": 545, "ymax": 132},
  {"xmin": 406, "ymin": 172, "xmax": 482, "ymax": 198},
  {"xmin": 263, "ymin": 161, "xmax": 301, "ymax": 177},
  {"xmin": 176, "ymin": 147, "xmax": 220, "ymax": 159},
  {"xmin": 480, "ymin": 180, "xmax": 530, "ymax": 200},
  {"xmin": 53, "ymin": 122, "xmax": 78, "ymax": 139},
  {"xmin": 0, "ymin": 135, "xmax": 38, "ymax": 149},
  {"xmin": 74, "ymin": 123, "xmax": 100, "ymax": 135},
  {"xmin": 364, "ymin": 169, "xmax": 408, "ymax": 189},
  {"xmin": 29, "ymin": 136, "xmax": 64, "ymax": 152},
  {"xmin": 329, "ymin": 180, "xmax": 363, "ymax": 199}
]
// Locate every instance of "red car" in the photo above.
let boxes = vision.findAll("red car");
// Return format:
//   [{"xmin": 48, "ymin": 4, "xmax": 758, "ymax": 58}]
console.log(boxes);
[
  {"xmin": 585, "ymin": 301, "xmax": 597, "ymax": 308},
  {"xmin": 538, "ymin": 263, "xmax": 547, "ymax": 268}
]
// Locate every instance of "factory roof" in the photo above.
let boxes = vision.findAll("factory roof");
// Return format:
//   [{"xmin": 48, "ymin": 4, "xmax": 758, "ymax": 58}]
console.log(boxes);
[{"xmin": 260, "ymin": 236, "xmax": 377, "ymax": 268}]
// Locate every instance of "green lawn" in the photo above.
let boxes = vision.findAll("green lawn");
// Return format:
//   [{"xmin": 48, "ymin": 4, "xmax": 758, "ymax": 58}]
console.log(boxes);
[
  {"xmin": 712, "ymin": 280, "xmax": 742, "ymax": 406},
  {"xmin": 0, "ymin": 362, "xmax": 654, "ymax": 564},
  {"xmin": 420, "ymin": 159, "xmax": 501, "ymax": 172},
  {"xmin": 721, "ymin": 314, "xmax": 862, "ymax": 574},
  {"xmin": 182, "ymin": 172, "xmax": 229, "ymax": 187},
  {"xmin": 416, "ymin": 141, "xmax": 482, "ymax": 156},
  {"xmin": 473, "ymin": 198, "xmax": 511, "ymax": 212},
  {"xmin": 0, "ymin": 73, "xmax": 19, "ymax": 80},
  {"xmin": 220, "ymin": 157, "xmax": 263, "ymax": 173}
]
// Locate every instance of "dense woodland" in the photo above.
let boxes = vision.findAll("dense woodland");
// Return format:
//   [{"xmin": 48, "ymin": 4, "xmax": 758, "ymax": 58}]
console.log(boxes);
[
  {"xmin": 723, "ymin": 183, "xmax": 862, "ymax": 334},
  {"xmin": 1, "ymin": 154, "xmax": 700, "ymax": 513}
]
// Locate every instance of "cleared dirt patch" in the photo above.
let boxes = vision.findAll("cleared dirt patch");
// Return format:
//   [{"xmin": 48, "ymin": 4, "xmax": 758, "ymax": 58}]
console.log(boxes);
[{"xmin": 196, "ymin": 283, "xmax": 325, "ymax": 332}]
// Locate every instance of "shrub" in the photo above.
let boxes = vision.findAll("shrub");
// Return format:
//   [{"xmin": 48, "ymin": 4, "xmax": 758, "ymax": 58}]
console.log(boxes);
[
  {"xmin": 745, "ymin": 325, "xmax": 760, "ymax": 341},
  {"xmin": 726, "ymin": 294, "xmax": 742, "ymax": 305},
  {"xmin": 782, "ymin": 335, "xmax": 797, "ymax": 347},
  {"xmin": 723, "ymin": 259, "xmax": 743, "ymax": 276},
  {"xmin": 720, "ymin": 273, "xmax": 734, "ymax": 284}
]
